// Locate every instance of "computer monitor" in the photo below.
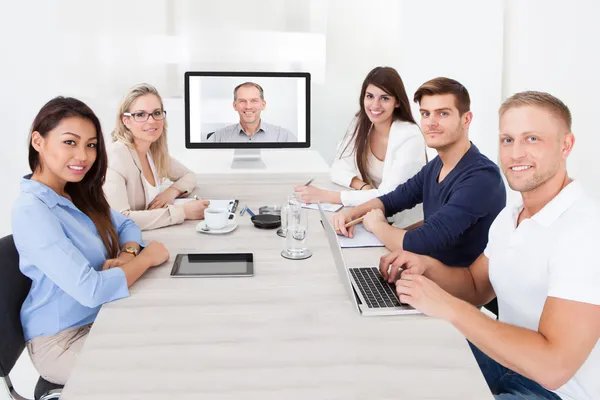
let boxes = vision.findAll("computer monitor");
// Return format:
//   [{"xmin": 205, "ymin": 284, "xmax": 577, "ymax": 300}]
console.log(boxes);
[{"xmin": 185, "ymin": 71, "xmax": 311, "ymax": 168}]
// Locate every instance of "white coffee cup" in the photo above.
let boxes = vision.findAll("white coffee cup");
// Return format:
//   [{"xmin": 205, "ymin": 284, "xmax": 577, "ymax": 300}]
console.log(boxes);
[{"xmin": 204, "ymin": 208, "xmax": 235, "ymax": 230}]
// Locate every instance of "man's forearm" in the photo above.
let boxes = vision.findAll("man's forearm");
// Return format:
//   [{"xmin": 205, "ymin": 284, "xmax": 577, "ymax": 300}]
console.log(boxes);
[
  {"xmin": 371, "ymin": 222, "xmax": 406, "ymax": 251},
  {"xmin": 349, "ymin": 198, "xmax": 385, "ymax": 219},
  {"xmin": 424, "ymin": 259, "xmax": 480, "ymax": 304},
  {"xmin": 422, "ymin": 257, "xmax": 495, "ymax": 306},
  {"xmin": 449, "ymin": 299, "xmax": 559, "ymax": 389}
]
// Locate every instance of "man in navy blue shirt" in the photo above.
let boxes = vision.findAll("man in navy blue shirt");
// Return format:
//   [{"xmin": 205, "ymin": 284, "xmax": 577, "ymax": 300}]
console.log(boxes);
[{"xmin": 333, "ymin": 77, "xmax": 506, "ymax": 268}]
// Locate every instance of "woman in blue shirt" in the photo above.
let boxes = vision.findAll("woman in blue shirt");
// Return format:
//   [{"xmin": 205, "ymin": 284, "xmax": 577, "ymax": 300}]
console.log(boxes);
[{"xmin": 12, "ymin": 97, "xmax": 169, "ymax": 385}]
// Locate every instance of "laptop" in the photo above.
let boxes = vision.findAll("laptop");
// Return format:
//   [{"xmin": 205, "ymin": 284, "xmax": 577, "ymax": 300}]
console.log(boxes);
[{"xmin": 318, "ymin": 203, "xmax": 421, "ymax": 316}]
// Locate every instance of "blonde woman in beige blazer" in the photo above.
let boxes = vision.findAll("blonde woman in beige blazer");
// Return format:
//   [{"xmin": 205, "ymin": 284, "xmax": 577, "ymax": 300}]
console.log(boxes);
[{"xmin": 105, "ymin": 83, "xmax": 209, "ymax": 230}]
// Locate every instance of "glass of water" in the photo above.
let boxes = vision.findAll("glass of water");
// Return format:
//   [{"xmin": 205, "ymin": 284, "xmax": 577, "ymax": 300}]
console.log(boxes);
[
  {"xmin": 279, "ymin": 196, "xmax": 299, "ymax": 238},
  {"xmin": 282, "ymin": 202, "xmax": 310, "ymax": 259}
]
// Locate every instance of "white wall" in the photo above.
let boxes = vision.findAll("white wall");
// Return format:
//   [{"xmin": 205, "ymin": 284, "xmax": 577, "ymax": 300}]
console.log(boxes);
[
  {"xmin": 503, "ymin": 0, "xmax": 600, "ymax": 202},
  {"xmin": 0, "ymin": 0, "xmax": 503, "ymax": 239},
  {"xmin": 0, "ymin": 0, "xmax": 327, "ymax": 239},
  {"xmin": 314, "ymin": 0, "xmax": 504, "ymax": 167}
]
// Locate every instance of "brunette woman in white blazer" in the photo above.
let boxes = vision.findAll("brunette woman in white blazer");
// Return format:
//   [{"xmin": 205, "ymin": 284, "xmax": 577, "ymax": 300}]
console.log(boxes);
[
  {"xmin": 105, "ymin": 84, "xmax": 209, "ymax": 230},
  {"xmin": 294, "ymin": 67, "xmax": 426, "ymax": 227}
]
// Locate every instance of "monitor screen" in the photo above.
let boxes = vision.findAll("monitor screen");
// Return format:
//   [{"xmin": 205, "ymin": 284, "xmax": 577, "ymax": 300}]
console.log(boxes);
[{"xmin": 185, "ymin": 72, "xmax": 310, "ymax": 149}]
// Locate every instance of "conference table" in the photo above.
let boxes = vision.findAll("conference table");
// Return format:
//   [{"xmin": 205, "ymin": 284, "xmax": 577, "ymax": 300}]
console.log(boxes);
[{"xmin": 60, "ymin": 156, "xmax": 492, "ymax": 399}]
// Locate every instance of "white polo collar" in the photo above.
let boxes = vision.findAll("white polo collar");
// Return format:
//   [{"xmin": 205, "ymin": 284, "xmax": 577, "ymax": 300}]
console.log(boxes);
[{"xmin": 510, "ymin": 180, "xmax": 584, "ymax": 228}]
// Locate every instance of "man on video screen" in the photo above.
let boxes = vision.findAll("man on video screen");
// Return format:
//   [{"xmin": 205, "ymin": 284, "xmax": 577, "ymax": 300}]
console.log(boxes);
[{"xmin": 206, "ymin": 82, "xmax": 297, "ymax": 143}]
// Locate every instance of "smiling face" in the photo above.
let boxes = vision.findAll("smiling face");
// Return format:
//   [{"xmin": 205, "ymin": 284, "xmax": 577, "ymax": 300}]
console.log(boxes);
[
  {"xmin": 233, "ymin": 85, "xmax": 266, "ymax": 125},
  {"xmin": 499, "ymin": 105, "xmax": 574, "ymax": 193},
  {"xmin": 418, "ymin": 94, "xmax": 471, "ymax": 151},
  {"xmin": 122, "ymin": 94, "xmax": 165, "ymax": 146},
  {"xmin": 31, "ymin": 116, "xmax": 98, "ymax": 185},
  {"xmin": 363, "ymin": 84, "xmax": 399, "ymax": 125}
]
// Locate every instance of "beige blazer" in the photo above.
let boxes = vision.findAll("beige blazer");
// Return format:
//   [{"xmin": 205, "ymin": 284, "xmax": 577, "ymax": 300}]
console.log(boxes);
[{"xmin": 105, "ymin": 141, "xmax": 197, "ymax": 230}]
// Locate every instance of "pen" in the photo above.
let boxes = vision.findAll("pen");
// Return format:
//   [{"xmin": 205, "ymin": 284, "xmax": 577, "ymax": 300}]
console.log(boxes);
[
  {"xmin": 240, "ymin": 205, "xmax": 256, "ymax": 217},
  {"xmin": 304, "ymin": 177, "xmax": 314, "ymax": 186},
  {"xmin": 335, "ymin": 216, "xmax": 364, "ymax": 232},
  {"xmin": 344, "ymin": 216, "xmax": 364, "ymax": 228}
]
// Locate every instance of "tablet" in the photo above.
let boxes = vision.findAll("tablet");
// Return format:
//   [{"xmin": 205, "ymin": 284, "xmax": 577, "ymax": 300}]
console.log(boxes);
[{"xmin": 170, "ymin": 253, "xmax": 254, "ymax": 277}]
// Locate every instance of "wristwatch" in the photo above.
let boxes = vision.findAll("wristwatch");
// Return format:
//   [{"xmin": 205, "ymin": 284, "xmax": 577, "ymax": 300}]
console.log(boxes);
[{"xmin": 120, "ymin": 246, "xmax": 139, "ymax": 257}]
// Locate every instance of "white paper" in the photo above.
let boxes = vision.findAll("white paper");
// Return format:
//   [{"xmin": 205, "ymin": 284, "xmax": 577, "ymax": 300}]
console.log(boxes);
[
  {"xmin": 173, "ymin": 198, "xmax": 194, "ymax": 205},
  {"xmin": 338, "ymin": 224, "xmax": 384, "ymax": 248},
  {"xmin": 173, "ymin": 198, "xmax": 236, "ymax": 212},
  {"xmin": 301, "ymin": 202, "xmax": 343, "ymax": 212}
]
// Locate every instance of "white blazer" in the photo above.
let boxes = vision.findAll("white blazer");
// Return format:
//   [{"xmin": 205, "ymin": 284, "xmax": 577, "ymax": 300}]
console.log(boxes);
[{"xmin": 331, "ymin": 118, "xmax": 427, "ymax": 228}]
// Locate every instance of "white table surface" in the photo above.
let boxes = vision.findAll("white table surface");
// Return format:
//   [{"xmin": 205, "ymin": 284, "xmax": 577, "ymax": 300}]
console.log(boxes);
[{"xmin": 60, "ymin": 169, "xmax": 492, "ymax": 399}]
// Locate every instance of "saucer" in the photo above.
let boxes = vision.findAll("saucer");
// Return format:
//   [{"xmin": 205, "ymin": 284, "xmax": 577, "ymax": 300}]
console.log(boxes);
[{"xmin": 196, "ymin": 221, "xmax": 238, "ymax": 234}]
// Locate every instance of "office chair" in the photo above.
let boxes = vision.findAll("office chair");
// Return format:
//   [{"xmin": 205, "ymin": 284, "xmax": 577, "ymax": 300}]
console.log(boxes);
[
  {"xmin": 484, "ymin": 298, "xmax": 499, "ymax": 318},
  {"xmin": 0, "ymin": 235, "xmax": 63, "ymax": 400}
]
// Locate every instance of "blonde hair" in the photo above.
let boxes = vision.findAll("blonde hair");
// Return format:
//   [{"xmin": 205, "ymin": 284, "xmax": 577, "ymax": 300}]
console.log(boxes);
[
  {"xmin": 499, "ymin": 91, "xmax": 572, "ymax": 131},
  {"xmin": 112, "ymin": 83, "xmax": 170, "ymax": 178}
]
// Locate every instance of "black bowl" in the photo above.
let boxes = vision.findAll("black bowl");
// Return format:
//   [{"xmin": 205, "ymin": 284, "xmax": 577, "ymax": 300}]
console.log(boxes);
[{"xmin": 251, "ymin": 214, "xmax": 281, "ymax": 229}]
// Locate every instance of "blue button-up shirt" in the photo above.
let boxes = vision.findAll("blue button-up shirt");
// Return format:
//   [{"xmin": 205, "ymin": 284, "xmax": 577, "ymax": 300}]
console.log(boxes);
[{"xmin": 12, "ymin": 177, "xmax": 142, "ymax": 341}]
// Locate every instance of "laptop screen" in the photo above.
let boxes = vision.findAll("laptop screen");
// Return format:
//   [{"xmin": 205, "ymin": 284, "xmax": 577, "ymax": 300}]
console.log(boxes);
[{"xmin": 318, "ymin": 203, "xmax": 360, "ymax": 311}]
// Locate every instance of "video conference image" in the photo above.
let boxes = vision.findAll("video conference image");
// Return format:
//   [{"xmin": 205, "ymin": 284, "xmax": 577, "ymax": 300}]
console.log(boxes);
[{"xmin": 187, "ymin": 74, "xmax": 308, "ymax": 145}]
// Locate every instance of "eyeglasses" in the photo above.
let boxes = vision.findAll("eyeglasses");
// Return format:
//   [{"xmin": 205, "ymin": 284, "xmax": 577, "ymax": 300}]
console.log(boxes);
[{"xmin": 123, "ymin": 110, "xmax": 167, "ymax": 122}]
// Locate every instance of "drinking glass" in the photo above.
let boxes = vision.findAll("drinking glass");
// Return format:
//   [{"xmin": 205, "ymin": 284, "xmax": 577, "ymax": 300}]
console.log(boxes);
[
  {"xmin": 280, "ymin": 196, "xmax": 299, "ymax": 238},
  {"xmin": 284, "ymin": 203, "xmax": 309, "ymax": 256}
]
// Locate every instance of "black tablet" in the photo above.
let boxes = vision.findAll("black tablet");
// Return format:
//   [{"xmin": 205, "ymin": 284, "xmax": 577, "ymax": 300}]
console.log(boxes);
[{"xmin": 170, "ymin": 253, "xmax": 254, "ymax": 277}]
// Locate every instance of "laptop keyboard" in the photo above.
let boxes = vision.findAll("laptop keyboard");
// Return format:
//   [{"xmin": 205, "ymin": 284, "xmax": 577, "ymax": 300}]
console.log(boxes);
[{"xmin": 349, "ymin": 267, "xmax": 402, "ymax": 308}]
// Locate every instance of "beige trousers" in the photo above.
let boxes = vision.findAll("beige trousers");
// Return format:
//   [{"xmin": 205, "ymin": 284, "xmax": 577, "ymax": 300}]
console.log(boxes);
[{"xmin": 26, "ymin": 324, "xmax": 92, "ymax": 385}]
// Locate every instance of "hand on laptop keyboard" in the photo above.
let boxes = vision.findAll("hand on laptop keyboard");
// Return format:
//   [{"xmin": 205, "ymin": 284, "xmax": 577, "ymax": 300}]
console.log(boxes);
[{"xmin": 379, "ymin": 250, "xmax": 428, "ymax": 283}]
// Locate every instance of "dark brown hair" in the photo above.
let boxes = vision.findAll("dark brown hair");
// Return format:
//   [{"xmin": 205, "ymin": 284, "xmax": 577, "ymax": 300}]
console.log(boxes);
[
  {"xmin": 499, "ymin": 91, "xmax": 572, "ymax": 130},
  {"xmin": 341, "ymin": 67, "xmax": 417, "ymax": 186},
  {"xmin": 413, "ymin": 77, "xmax": 471, "ymax": 115},
  {"xmin": 29, "ymin": 97, "xmax": 119, "ymax": 258}
]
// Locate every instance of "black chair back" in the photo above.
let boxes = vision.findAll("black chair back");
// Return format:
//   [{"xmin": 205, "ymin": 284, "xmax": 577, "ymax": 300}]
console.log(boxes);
[{"xmin": 0, "ymin": 234, "xmax": 31, "ymax": 377}]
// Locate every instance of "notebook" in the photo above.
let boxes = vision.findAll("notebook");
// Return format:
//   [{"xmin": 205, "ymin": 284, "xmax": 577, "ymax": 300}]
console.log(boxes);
[
  {"xmin": 301, "ymin": 202, "xmax": 343, "ymax": 212},
  {"xmin": 338, "ymin": 224, "xmax": 385, "ymax": 248},
  {"xmin": 173, "ymin": 198, "xmax": 238, "ymax": 213}
]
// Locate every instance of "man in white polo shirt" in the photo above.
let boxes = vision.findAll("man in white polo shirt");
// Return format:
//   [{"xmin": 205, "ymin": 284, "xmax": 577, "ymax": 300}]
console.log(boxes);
[{"xmin": 379, "ymin": 91, "xmax": 599, "ymax": 400}]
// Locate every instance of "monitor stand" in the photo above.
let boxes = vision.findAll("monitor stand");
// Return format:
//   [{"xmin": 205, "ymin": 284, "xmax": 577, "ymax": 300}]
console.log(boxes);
[{"xmin": 230, "ymin": 149, "xmax": 266, "ymax": 169}]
